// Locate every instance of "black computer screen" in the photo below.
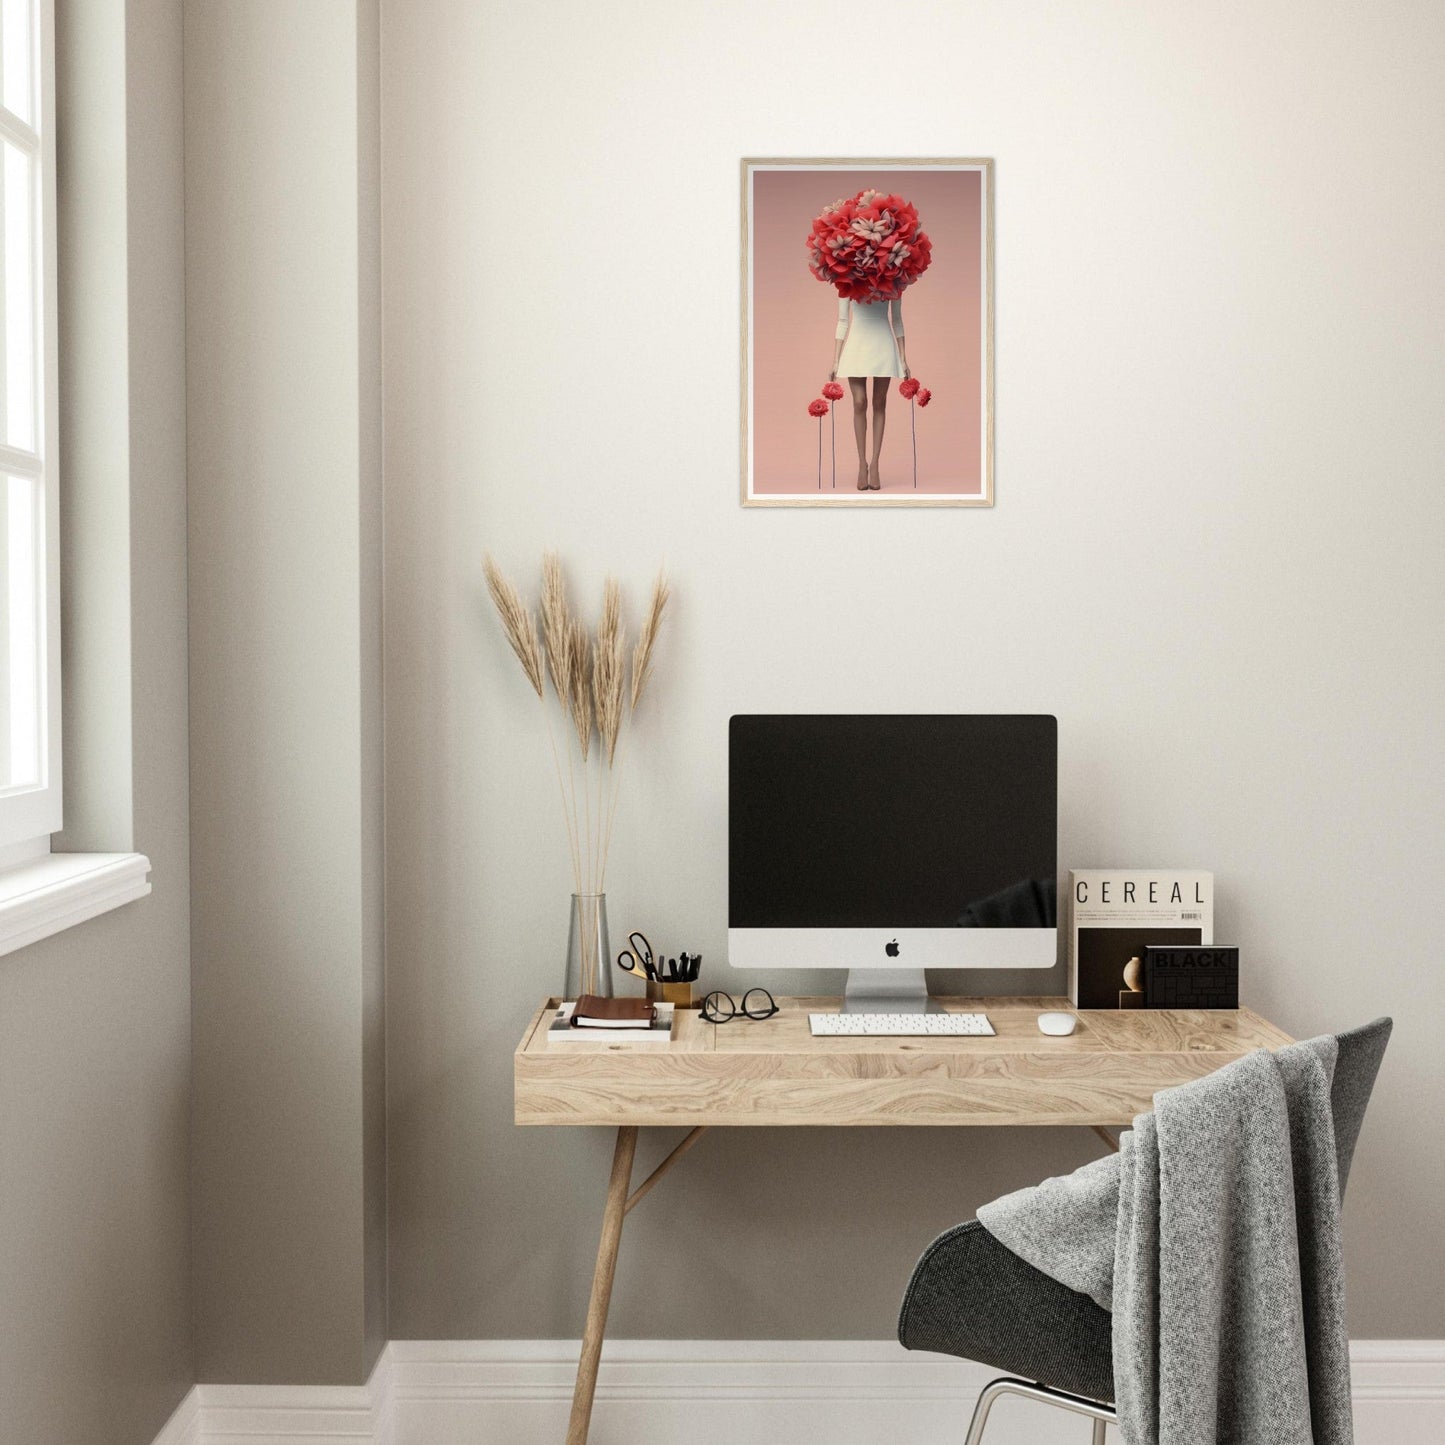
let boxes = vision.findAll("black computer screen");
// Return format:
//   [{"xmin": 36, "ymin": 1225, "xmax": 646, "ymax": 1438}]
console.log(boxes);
[{"xmin": 728, "ymin": 715, "xmax": 1057, "ymax": 929}]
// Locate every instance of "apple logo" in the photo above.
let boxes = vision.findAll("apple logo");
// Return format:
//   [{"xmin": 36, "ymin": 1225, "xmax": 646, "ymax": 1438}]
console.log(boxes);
[{"xmin": 885, "ymin": 939, "xmax": 900, "ymax": 957}]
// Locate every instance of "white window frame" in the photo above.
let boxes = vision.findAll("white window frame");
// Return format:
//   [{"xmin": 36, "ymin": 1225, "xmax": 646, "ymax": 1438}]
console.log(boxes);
[
  {"xmin": 0, "ymin": 0, "xmax": 150, "ymax": 954},
  {"xmin": 0, "ymin": 0, "xmax": 59, "ymax": 856}
]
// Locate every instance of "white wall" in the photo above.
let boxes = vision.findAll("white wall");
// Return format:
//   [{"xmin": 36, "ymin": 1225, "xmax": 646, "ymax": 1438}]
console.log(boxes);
[{"xmin": 382, "ymin": 0, "xmax": 1445, "ymax": 1341}]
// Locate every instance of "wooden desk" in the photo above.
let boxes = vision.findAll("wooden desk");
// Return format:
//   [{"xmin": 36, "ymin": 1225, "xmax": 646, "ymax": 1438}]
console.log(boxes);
[{"xmin": 514, "ymin": 996, "xmax": 1293, "ymax": 1444}]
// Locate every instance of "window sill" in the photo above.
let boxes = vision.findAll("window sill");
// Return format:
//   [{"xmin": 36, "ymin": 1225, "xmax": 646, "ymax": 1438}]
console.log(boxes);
[{"xmin": 0, "ymin": 852, "xmax": 152, "ymax": 959}]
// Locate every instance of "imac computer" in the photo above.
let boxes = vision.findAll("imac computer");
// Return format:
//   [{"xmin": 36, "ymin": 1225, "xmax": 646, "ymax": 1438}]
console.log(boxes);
[{"xmin": 728, "ymin": 714, "xmax": 1058, "ymax": 1013}]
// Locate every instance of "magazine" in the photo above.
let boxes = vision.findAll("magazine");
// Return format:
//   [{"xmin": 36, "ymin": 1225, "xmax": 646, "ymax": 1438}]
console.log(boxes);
[{"xmin": 1068, "ymin": 870, "xmax": 1213, "ymax": 1009}]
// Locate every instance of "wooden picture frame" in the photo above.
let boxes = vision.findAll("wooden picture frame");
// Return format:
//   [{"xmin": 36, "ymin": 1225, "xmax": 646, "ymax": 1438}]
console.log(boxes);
[{"xmin": 741, "ymin": 157, "xmax": 994, "ymax": 507}]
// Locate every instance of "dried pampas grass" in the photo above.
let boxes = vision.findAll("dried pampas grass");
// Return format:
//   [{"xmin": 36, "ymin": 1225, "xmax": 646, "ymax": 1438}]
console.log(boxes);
[
  {"xmin": 593, "ymin": 579, "xmax": 625, "ymax": 767},
  {"xmin": 631, "ymin": 569, "xmax": 670, "ymax": 710},
  {"xmin": 566, "ymin": 617, "xmax": 593, "ymax": 762},
  {"xmin": 483, "ymin": 552, "xmax": 671, "ymax": 899},
  {"xmin": 483, "ymin": 555, "xmax": 543, "ymax": 699},
  {"xmin": 540, "ymin": 551, "xmax": 572, "ymax": 703}
]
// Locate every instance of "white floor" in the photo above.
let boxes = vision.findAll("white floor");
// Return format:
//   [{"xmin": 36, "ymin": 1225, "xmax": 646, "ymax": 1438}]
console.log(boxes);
[{"xmin": 152, "ymin": 1339, "xmax": 1445, "ymax": 1445}]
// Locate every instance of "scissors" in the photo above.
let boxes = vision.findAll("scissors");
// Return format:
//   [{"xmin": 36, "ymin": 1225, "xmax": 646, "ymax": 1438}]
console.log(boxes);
[{"xmin": 616, "ymin": 931, "xmax": 657, "ymax": 982}]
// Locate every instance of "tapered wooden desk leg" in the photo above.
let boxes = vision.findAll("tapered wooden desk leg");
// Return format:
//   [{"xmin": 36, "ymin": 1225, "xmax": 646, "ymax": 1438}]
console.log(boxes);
[
  {"xmin": 1090, "ymin": 1125, "xmax": 1121, "ymax": 1153},
  {"xmin": 566, "ymin": 1125, "xmax": 638, "ymax": 1445}
]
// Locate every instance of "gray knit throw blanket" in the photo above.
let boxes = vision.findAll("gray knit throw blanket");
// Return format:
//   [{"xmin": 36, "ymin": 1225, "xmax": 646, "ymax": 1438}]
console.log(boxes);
[{"xmin": 978, "ymin": 1038, "xmax": 1353, "ymax": 1445}]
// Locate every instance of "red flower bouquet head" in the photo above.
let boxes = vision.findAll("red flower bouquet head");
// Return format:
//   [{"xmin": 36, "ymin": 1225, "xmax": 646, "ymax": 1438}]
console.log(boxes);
[
  {"xmin": 821, "ymin": 381, "xmax": 845, "ymax": 401},
  {"xmin": 807, "ymin": 188, "xmax": 932, "ymax": 304},
  {"xmin": 807, "ymin": 397, "xmax": 830, "ymax": 418},
  {"xmin": 916, "ymin": 388, "xmax": 932, "ymax": 407},
  {"xmin": 898, "ymin": 378, "xmax": 920, "ymax": 400}
]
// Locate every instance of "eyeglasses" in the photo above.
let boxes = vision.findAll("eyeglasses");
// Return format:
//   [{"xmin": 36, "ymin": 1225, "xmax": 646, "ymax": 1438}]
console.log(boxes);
[{"xmin": 700, "ymin": 988, "xmax": 779, "ymax": 1023}]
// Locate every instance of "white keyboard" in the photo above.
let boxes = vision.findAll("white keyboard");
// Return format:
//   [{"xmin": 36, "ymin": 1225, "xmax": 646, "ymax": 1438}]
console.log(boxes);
[{"xmin": 808, "ymin": 1011, "xmax": 995, "ymax": 1037}]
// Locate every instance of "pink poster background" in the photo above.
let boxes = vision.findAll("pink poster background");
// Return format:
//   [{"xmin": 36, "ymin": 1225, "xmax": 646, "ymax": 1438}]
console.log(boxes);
[{"xmin": 748, "ymin": 166, "xmax": 984, "ymax": 497}]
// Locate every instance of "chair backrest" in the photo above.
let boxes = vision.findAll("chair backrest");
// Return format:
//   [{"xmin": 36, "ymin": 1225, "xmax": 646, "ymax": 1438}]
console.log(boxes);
[{"xmin": 1331, "ymin": 1017, "xmax": 1392, "ymax": 1198}]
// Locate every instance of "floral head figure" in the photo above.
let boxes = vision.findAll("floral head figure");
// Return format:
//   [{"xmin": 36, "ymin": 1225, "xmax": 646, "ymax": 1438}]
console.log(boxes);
[{"xmin": 807, "ymin": 188, "xmax": 932, "ymax": 303}]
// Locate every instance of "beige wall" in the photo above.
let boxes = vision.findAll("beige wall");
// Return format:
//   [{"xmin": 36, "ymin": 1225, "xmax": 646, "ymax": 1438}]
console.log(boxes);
[
  {"xmin": 186, "ymin": 0, "xmax": 385, "ymax": 1386},
  {"xmin": 0, "ymin": 1, "xmax": 193, "ymax": 1442},
  {"xmin": 382, "ymin": 0, "xmax": 1445, "ymax": 1342}
]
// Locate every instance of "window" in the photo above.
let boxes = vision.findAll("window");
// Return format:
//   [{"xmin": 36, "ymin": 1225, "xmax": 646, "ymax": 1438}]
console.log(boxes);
[
  {"xmin": 0, "ymin": 0, "xmax": 57, "ymax": 858},
  {"xmin": 0, "ymin": 0, "xmax": 148, "ymax": 950}
]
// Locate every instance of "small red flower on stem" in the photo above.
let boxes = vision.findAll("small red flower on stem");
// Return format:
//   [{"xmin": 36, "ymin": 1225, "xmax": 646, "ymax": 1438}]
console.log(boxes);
[
  {"xmin": 807, "ymin": 397, "xmax": 830, "ymax": 489},
  {"xmin": 820, "ymin": 385, "xmax": 843, "ymax": 487},
  {"xmin": 901, "ymin": 379, "xmax": 932, "ymax": 487}
]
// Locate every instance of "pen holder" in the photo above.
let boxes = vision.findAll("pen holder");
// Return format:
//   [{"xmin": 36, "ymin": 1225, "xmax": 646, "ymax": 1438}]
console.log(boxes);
[{"xmin": 647, "ymin": 979, "xmax": 692, "ymax": 1008}]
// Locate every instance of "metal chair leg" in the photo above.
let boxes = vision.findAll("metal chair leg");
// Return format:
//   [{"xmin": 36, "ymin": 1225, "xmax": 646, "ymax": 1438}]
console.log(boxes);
[
  {"xmin": 963, "ymin": 1377, "xmax": 1116, "ymax": 1445},
  {"xmin": 962, "ymin": 1379, "xmax": 1011, "ymax": 1445}
]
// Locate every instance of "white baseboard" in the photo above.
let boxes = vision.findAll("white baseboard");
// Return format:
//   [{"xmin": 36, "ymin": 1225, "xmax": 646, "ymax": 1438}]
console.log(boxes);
[
  {"xmin": 150, "ymin": 1385, "xmax": 200, "ymax": 1445},
  {"xmin": 1349, "ymin": 1340, "xmax": 1445, "ymax": 1444},
  {"xmin": 151, "ymin": 1339, "xmax": 1445, "ymax": 1445}
]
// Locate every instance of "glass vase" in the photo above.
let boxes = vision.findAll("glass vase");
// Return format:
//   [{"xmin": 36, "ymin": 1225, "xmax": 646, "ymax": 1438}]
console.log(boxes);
[{"xmin": 564, "ymin": 892, "xmax": 612, "ymax": 1001}]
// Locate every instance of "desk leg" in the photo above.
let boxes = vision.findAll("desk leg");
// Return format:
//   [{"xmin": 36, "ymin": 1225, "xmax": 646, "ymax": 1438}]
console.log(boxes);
[{"xmin": 566, "ymin": 1125, "xmax": 638, "ymax": 1445}]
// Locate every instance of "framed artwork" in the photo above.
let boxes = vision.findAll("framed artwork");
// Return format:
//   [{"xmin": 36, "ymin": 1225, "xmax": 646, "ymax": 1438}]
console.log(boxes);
[{"xmin": 741, "ymin": 157, "xmax": 994, "ymax": 507}]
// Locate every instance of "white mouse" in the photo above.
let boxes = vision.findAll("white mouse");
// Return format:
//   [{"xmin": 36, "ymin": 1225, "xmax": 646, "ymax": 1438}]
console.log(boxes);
[{"xmin": 1037, "ymin": 1011, "xmax": 1078, "ymax": 1037}]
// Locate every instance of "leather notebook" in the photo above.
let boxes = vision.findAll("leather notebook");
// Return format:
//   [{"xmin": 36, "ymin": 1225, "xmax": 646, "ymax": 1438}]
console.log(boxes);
[{"xmin": 571, "ymin": 995, "xmax": 657, "ymax": 1028}]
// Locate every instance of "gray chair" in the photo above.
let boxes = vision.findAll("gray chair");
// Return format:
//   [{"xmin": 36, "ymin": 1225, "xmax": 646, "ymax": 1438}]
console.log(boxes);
[{"xmin": 898, "ymin": 1018, "xmax": 1392, "ymax": 1444}]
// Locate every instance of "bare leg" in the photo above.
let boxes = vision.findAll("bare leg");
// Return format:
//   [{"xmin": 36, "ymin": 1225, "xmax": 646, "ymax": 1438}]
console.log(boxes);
[
  {"xmin": 849, "ymin": 378, "xmax": 868, "ymax": 489},
  {"xmin": 869, "ymin": 377, "xmax": 890, "ymax": 489}
]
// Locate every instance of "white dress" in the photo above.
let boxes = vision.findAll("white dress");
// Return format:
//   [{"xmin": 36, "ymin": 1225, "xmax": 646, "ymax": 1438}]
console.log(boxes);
[{"xmin": 835, "ymin": 297, "xmax": 905, "ymax": 378}]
